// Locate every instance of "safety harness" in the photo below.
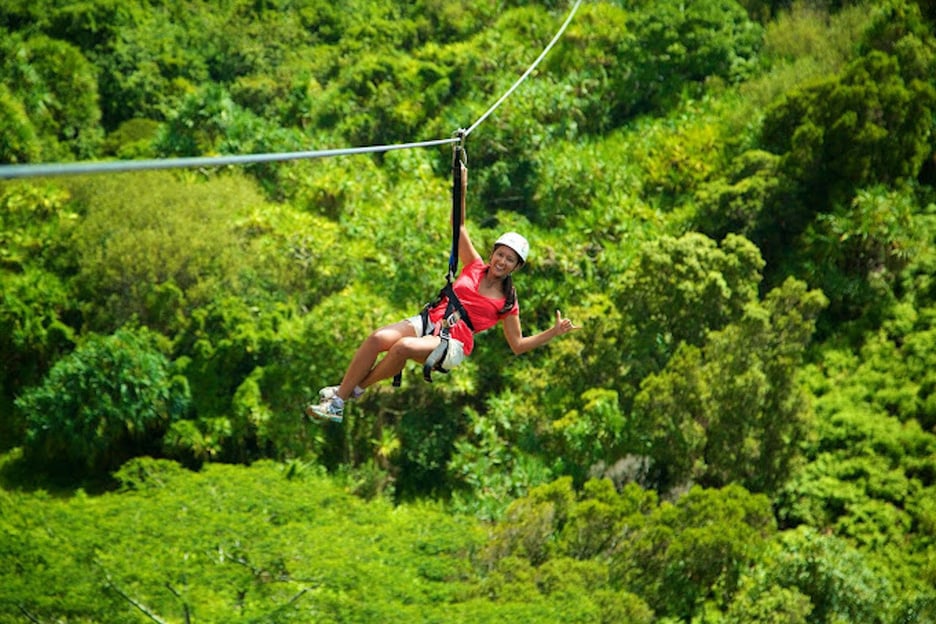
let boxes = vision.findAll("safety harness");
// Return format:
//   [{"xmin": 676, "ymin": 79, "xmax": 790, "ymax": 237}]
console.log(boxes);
[{"xmin": 393, "ymin": 132, "xmax": 474, "ymax": 386}]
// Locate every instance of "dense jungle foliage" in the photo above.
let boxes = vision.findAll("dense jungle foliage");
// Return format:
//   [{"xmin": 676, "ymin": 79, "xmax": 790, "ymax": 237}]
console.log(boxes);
[{"xmin": 2, "ymin": 0, "xmax": 936, "ymax": 621}]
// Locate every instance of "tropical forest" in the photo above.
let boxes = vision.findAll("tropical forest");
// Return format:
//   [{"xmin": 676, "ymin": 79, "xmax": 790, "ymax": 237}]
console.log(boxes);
[{"xmin": 2, "ymin": 0, "xmax": 936, "ymax": 621}]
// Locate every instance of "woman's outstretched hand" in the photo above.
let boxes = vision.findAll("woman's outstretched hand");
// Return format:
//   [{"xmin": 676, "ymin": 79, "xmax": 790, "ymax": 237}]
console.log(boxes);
[{"xmin": 553, "ymin": 310, "xmax": 580, "ymax": 336}]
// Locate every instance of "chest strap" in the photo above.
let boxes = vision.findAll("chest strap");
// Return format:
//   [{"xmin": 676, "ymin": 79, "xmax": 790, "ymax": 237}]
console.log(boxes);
[{"xmin": 392, "ymin": 283, "xmax": 473, "ymax": 387}]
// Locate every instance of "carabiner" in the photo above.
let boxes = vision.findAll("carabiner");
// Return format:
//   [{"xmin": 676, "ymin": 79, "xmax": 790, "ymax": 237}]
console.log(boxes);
[{"xmin": 452, "ymin": 128, "xmax": 468, "ymax": 167}]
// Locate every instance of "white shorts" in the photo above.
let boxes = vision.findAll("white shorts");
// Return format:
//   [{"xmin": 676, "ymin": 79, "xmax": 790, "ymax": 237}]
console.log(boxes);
[
  {"xmin": 405, "ymin": 314, "xmax": 466, "ymax": 370},
  {"xmin": 405, "ymin": 314, "xmax": 433, "ymax": 337}
]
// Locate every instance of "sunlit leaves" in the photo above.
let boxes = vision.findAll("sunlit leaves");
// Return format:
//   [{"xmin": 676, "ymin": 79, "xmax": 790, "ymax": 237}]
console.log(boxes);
[
  {"xmin": 0, "ymin": 459, "xmax": 543, "ymax": 623},
  {"xmin": 550, "ymin": 388, "xmax": 626, "ymax": 484},
  {"xmin": 617, "ymin": 232, "xmax": 764, "ymax": 378},
  {"xmin": 632, "ymin": 276, "xmax": 826, "ymax": 493},
  {"xmin": 796, "ymin": 185, "xmax": 920, "ymax": 323},
  {"xmin": 740, "ymin": 527, "xmax": 897, "ymax": 624},
  {"xmin": 763, "ymin": 49, "xmax": 936, "ymax": 205},
  {"xmin": 0, "ymin": 83, "xmax": 41, "ymax": 164},
  {"xmin": 16, "ymin": 327, "xmax": 191, "ymax": 474},
  {"xmin": 693, "ymin": 149, "xmax": 783, "ymax": 239},
  {"xmin": 306, "ymin": 53, "xmax": 453, "ymax": 148},
  {"xmin": 65, "ymin": 170, "xmax": 317, "ymax": 333},
  {"xmin": 0, "ymin": 31, "xmax": 102, "ymax": 159}
]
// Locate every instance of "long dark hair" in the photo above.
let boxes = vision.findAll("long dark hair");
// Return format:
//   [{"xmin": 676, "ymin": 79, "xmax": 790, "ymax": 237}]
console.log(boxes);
[
  {"xmin": 492, "ymin": 243, "xmax": 521, "ymax": 315},
  {"xmin": 499, "ymin": 273, "xmax": 517, "ymax": 315}
]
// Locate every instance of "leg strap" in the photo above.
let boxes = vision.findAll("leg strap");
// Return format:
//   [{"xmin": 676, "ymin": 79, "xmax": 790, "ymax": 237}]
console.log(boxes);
[
  {"xmin": 422, "ymin": 336, "xmax": 449, "ymax": 383},
  {"xmin": 392, "ymin": 306, "xmax": 434, "ymax": 387}
]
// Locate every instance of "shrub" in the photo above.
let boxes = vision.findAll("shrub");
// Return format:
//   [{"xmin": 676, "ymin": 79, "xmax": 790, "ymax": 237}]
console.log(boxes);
[{"xmin": 16, "ymin": 326, "xmax": 190, "ymax": 475}]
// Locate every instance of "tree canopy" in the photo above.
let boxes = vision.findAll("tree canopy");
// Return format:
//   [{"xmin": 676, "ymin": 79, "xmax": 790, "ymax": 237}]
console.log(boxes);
[{"xmin": 2, "ymin": 0, "xmax": 936, "ymax": 621}]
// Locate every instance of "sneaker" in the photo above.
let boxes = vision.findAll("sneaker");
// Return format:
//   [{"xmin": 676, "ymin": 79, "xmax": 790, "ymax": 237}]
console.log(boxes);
[
  {"xmin": 305, "ymin": 397, "xmax": 344, "ymax": 423},
  {"xmin": 318, "ymin": 385, "xmax": 365, "ymax": 401}
]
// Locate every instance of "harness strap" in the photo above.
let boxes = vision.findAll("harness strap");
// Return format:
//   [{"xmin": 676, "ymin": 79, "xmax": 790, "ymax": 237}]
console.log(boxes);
[
  {"xmin": 423, "ymin": 336, "xmax": 450, "ymax": 383},
  {"xmin": 449, "ymin": 132, "xmax": 466, "ymax": 282},
  {"xmin": 436, "ymin": 283, "xmax": 475, "ymax": 332},
  {"xmin": 392, "ymin": 284, "xmax": 474, "ymax": 387},
  {"xmin": 422, "ymin": 284, "xmax": 473, "ymax": 383},
  {"xmin": 393, "ymin": 133, "xmax": 468, "ymax": 388}
]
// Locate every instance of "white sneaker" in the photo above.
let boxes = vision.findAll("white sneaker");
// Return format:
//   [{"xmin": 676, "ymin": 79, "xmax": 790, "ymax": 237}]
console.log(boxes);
[{"xmin": 305, "ymin": 397, "xmax": 344, "ymax": 423}]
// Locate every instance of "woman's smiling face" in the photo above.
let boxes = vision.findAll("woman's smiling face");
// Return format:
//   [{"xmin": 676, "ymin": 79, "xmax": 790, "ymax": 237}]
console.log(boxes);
[{"xmin": 489, "ymin": 245, "xmax": 521, "ymax": 277}]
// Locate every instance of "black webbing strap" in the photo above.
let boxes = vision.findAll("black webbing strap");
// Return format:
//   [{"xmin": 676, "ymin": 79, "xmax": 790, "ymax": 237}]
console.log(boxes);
[
  {"xmin": 423, "ymin": 337, "xmax": 449, "ymax": 382},
  {"xmin": 392, "ymin": 284, "xmax": 474, "ymax": 387},
  {"xmin": 392, "ymin": 132, "xmax": 468, "ymax": 388},
  {"xmin": 449, "ymin": 132, "xmax": 466, "ymax": 282},
  {"xmin": 432, "ymin": 283, "xmax": 475, "ymax": 332}
]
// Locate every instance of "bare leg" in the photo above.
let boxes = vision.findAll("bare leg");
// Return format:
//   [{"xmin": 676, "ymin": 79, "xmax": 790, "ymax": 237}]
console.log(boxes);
[
  {"xmin": 358, "ymin": 334, "xmax": 440, "ymax": 389},
  {"xmin": 334, "ymin": 321, "xmax": 437, "ymax": 399}
]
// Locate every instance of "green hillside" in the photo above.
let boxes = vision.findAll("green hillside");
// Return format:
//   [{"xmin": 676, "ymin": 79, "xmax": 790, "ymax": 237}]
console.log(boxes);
[{"xmin": 2, "ymin": 0, "xmax": 935, "ymax": 621}]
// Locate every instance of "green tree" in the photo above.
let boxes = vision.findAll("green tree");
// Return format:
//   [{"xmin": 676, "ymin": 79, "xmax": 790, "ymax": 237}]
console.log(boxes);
[
  {"xmin": 100, "ymin": 117, "xmax": 160, "ymax": 159},
  {"xmin": 64, "ymin": 170, "xmax": 328, "ymax": 334},
  {"xmin": 632, "ymin": 277, "xmax": 827, "ymax": 493},
  {"xmin": 557, "ymin": 479, "xmax": 659, "ymax": 561},
  {"xmin": 16, "ymin": 327, "xmax": 190, "ymax": 475},
  {"xmin": 630, "ymin": 342, "xmax": 708, "ymax": 490},
  {"xmin": 749, "ymin": 1, "xmax": 936, "ymax": 291},
  {"xmin": 692, "ymin": 149, "xmax": 785, "ymax": 240},
  {"xmin": 740, "ymin": 527, "xmax": 896, "ymax": 624},
  {"xmin": 167, "ymin": 297, "xmax": 295, "ymax": 464},
  {"xmin": 488, "ymin": 291, "xmax": 634, "ymax": 485},
  {"xmin": 155, "ymin": 83, "xmax": 307, "ymax": 193},
  {"xmin": 548, "ymin": 387, "xmax": 627, "ymax": 485},
  {"xmin": 610, "ymin": 484, "xmax": 776, "ymax": 621},
  {"xmin": 760, "ymin": 47, "xmax": 936, "ymax": 231},
  {"xmin": 0, "ymin": 32, "xmax": 102, "ymax": 158},
  {"xmin": 447, "ymin": 399, "xmax": 554, "ymax": 518},
  {"xmin": 306, "ymin": 52, "xmax": 453, "ymax": 148},
  {"xmin": 1, "ymin": 181, "xmax": 79, "ymax": 446},
  {"xmin": 795, "ymin": 184, "xmax": 922, "ymax": 326},
  {"xmin": 544, "ymin": 2, "xmax": 632, "ymax": 135},
  {"xmin": 616, "ymin": 232, "xmax": 765, "ymax": 382},
  {"xmin": 0, "ymin": 82, "xmax": 41, "ymax": 164},
  {"xmin": 0, "ymin": 180, "xmax": 76, "ymax": 274},
  {"xmin": 0, "ymin": 270, "xmax": 75, "ymax": 449},
  {"xmin": 724, "ymin": 583, "xmax": 813, "ymax": 624},
  {"xmin": 70, "ymin": 0, "xmax": 208, "ymax": 128},
  {"xmin": 617, "ymin": 0, "xmax": 764, "ymax": 119}
]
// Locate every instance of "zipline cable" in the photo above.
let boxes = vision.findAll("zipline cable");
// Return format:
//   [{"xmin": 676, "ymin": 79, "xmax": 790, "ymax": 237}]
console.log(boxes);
[
  {"xmin": 0, "ymin": 138, "xmax": 460, "ymax": 180},
  {"xmin": 464, "ymin": 0, "xmax": 581, "ymax": 138},
  {"xmin": 0, "ymin": 0, "xmax": 581, "ymax": 181}
]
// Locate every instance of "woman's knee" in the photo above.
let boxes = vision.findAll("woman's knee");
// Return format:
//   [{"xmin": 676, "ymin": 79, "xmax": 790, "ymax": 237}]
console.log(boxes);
[
  {"xmin": 386, "ymin": 337, "xmax": 413, "ymax": 360},
  {"xmin": 388, "ymin": 336, "xmax": 437, "ymax": 361},
  {"xmin": 361, "ymin": 331, "xmax": 387, "ymax": 351},
  {"xmin": 366, "ymin": 321, "xmax": 416, "ymax": 350},
  {"xmin": 361, "ymin": 327, "xmax": 401, "ymax": 352}
]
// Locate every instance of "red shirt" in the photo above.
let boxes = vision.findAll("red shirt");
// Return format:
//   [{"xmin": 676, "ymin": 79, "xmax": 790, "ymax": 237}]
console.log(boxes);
[{"xmin": 427, "ymin": 258, "xmax": 519, "ymax": 355}]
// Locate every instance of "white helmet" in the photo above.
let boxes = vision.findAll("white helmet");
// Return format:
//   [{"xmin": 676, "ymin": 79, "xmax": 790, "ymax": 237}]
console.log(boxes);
[{"xmin": 494, "ymin": 232, "xmax": 529, "ymax": 264}]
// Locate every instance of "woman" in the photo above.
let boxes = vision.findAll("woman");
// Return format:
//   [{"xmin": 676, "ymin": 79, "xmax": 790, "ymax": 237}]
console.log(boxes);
[{"xmin": 307, "ymin": 166, "xmax": 578, "ymax": 422}]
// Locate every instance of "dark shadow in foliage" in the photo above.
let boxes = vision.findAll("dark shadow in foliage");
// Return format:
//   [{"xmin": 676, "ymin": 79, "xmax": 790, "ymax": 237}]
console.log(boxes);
[
  {"xmin": 0, "ymin": 447, "xmax": 119, "ymax": 495},
  {"xmin": 754, "ymin": 2, "xmax": 936, "ymax": 309},
  {"xmin": 315, "ymin": 381, "xmax": 467, "ymax": 502}
]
